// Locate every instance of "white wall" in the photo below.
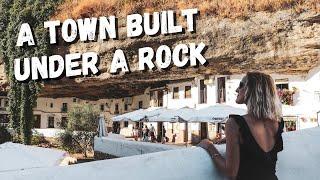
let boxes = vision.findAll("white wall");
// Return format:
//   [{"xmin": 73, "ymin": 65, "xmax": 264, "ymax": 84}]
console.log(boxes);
[
  {"xmin": 2, "ymin": 127, "xmax": 320, "ymax": 180},
  {"xmin": 164, "ymin": 81, "xmax": 197, "ymax": 109},
  {"xmin": 94, "ymin": 136, "xmax": 180, "ymax": 157},
  {"xmin": 163, "ymin": 75, "xmax": 246, "ymax": 110}
]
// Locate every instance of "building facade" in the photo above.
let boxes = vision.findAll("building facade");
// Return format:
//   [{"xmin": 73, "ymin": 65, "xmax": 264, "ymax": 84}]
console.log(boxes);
[{"xmin": 0, "ymin": 67, "xmax": 319, "ymax": 143}]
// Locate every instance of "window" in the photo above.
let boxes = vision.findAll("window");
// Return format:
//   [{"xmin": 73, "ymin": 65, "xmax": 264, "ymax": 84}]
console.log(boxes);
[
  {"xmin": 62, "ymin": 103, "xmax": 68, "ymax": 112},
  {"xmin": 185, "ymin": 86, "xmax": 191, "ymax": 98},
  {"xmin": 124, "ymin": 104, "xmax": 128, "ymax": 111},
  {"xmin": 138, "ymin": 101, "xmax": 143, "ymax": 109},
  {"xmin": 4, "ymin": 100, "xmax": 8, "ymax": 107},
  {"xmin": 100, "ymin": 104, "xmax": 104, "ymax": 111},
  {"xmin": 276, "ymin": 83, "xmax": 293, "ymax": 105},
  {"xmin": 48, "ymin": 117, "xmax": 54, "ymax": 128},
  {"xmin": 34, "ymin": 115, "xmax": 41, "ymax": 128},
  {"xmin": 217, "ymin": 77, "xmax": 225, "ymax": 103},
  {"xmin": 60, "ymin": 117, "xmax": 68, "ymax": 128},
  {"xmin": 276, "ymin": 83, "xmax": 289, "ymax": 90},
  {"xmin": 114, "ymin": 104, "xmax": 119, "ymax": 114},
  {"xmin": 73, "ymin": 98, "xmax": 77, "ymax": 102},
  {"xmin": 173, "ymin": 87, "xmax": 179, "ymax": 99},
  {"xmin": 124, "ymin": 121, "xmax": 129, "ymax": 127},
  {"xmin": 0, "ymin": 114, "xmax": 9, "ymax": 124},
  {"xmin": 50, "ymin": 103, "xmax": 53, "ymax": 108},
  {"xmin": 158, "ymin": 90, "xmax": 163, "ymax": 107},
  {"xmin": 150, "ymin": 91, "xmax": 154, "ymax": 100},
  {"xmin": 199, "ymin": 80, "xmax": 207, "ymax": 104}
]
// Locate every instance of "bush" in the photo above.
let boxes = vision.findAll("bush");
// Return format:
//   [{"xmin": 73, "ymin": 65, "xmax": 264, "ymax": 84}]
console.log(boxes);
[
  {"xmin": 0, "ymin": 126, "xmax": 12, "ymax": 144},
  {"xmin": 72, "ymin": 131, "xmax": 97, "ymax": 156},
  {"xmin": 58, "ymin": 131, "xmax": 78, "ymax": 153},
  {"xmin": 31, "ymin": 131, "xmax": 48, "ymax": 145},
  {"xmin": 60, "ymin": 104, "xmax": 99, "ymax": 157},
  {"xmin": 58, "ymin": 130, "xmax": 96, "ymax": 156}
]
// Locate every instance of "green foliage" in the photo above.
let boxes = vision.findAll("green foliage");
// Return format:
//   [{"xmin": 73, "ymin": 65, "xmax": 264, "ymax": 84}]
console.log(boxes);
[
  {"xmin": 59, "ymin": 104, "xmax": 99, "ymax": 157},
  {"xmin": 58, "ymin": 130, "xmax": 78, "ymax": 153},
  {"xmin": 0, "ymin": 0, "xmax": 61, "ymax": 144},
  {"xmin": 31, "ymin": 131, "xmax": 48, "ymax": 145},
  {"xmin": 0, "ymin": 126, "xmax": 12, "ymax": 144},
  {"xmin": 67, "ymin": 104, "xmax": 99, "ymax": 132},
  {"xmin": 58, "ymin": 130, "xmax": 96, "ymax": 156},
  {"xmin": 72, "ymin": 131, "xmax": 96, "ymax": 157}
]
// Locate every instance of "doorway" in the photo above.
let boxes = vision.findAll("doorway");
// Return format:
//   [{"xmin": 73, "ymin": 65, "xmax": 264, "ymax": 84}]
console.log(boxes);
[
  {"xmin": 113, "ymin": 122, "xmax": 120, "ymax": 134},
  {"xmin": 200, "ymin": 122, "xmax": 208, "ymax": 139},
  {"xmin": 34, "ymin": 115, "xmax": 41, "ymax": 128},
  {"xmin": 184, "ymin": 122, "xmax": 188, "ymax": 142}
]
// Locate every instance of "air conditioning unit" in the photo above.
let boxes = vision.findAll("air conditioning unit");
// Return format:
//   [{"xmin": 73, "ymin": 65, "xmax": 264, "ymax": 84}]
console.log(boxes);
[{"xmin": 124, "ymin": 97, "xmax": 132, "ymax": 104}]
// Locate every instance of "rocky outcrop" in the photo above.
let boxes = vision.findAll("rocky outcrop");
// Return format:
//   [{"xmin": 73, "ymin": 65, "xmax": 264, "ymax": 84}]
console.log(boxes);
[{"xmin": 22, "ymin": 10, "xmax": 320, "ymax": 99}]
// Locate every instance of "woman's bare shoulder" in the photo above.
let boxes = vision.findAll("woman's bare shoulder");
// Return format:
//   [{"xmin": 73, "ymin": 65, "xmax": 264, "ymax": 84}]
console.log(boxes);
[
  {"xmin": 227, "ymin": 114, "xmax": 248, "ymax": 129},
  {"xmin": 226, "ymin": 117, "xmax": 240, "ymax": 135}
]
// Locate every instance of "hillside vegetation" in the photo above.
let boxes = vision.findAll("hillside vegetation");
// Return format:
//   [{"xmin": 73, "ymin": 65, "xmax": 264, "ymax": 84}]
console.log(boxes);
[{"xmin": 53, "ymin": 0, "xmax": 319, "ymax": 20}]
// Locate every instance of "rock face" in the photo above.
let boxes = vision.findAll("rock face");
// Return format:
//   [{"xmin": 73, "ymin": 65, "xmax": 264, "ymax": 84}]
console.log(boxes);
[{"xmin": 36, "ymin": 10, "xmax": 320, "ymax": 99}]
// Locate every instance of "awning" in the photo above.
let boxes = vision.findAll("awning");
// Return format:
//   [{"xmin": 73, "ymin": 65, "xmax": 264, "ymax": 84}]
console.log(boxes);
[
  {"xmin": 188, "ymin": 104, "xmax": 247, "ymax": 123},
  {"xmin": 112, "ymin": 109, "xmax": 146, "ymax": 122},
  {"xmin": 112, "ymin": 105, "xmax": 247, "ymax": 123},
  {"xmin": 148, "ymin": 107, "xmax": 195, "ymax": 122},
  {"xmin": 112, "ymin": 107, "xmax": 163, "ymax": 122}
]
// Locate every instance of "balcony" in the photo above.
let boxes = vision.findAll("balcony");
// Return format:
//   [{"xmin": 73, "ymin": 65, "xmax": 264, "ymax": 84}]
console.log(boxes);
[{"xmin": 277, "ymin": 89, "xmax": 295, "ymax": 105}]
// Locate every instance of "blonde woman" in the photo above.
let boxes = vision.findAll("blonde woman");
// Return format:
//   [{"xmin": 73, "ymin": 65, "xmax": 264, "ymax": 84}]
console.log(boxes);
[{"xmin": 199, "ymin": 72, "xmax": 284, "ymax": 180}]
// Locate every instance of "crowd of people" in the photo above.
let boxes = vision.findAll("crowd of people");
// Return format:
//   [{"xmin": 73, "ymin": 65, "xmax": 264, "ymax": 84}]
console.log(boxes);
[{"xmin": 132, "ymin": 124, "xmax": 167, "ymax": 144}]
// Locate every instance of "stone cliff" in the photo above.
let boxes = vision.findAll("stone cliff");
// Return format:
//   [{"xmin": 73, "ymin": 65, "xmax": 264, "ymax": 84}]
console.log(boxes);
[{"xmin": 3, "ymin": 9, "xmax": 320, "ymax": 100}]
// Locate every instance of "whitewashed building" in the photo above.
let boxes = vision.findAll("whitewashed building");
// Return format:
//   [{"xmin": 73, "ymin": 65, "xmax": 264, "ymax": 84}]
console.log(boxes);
[
  {"xmin": 116, "ymin": 66, "xmax": 320, "ymax": 141},
  {"xmin": 0, "ymin": 66, "xmax": 319, "ymax": 142}
]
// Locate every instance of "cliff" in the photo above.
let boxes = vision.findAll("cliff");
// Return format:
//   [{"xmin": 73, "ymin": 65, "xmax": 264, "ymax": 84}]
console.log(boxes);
[{"xmin": 4, "ymin": 9, "xmax": 320, "ymax": 99}]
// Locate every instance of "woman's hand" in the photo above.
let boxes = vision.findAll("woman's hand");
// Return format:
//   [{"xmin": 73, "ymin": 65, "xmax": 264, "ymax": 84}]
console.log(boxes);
[{"xmin": 198, "ymin": 139, "xmax": 214, "ymax": 151}]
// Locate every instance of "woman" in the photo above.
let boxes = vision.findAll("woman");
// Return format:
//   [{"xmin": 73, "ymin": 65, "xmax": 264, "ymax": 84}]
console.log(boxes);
[{"xmin": 198, "ymin": 72, "xmax": 284, "ymax": 180}]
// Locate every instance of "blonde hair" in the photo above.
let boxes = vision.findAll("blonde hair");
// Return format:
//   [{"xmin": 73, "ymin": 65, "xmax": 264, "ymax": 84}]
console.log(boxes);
[{"xmin": 243, "ymin": 72, "xmax": 282, "ymax": 121}]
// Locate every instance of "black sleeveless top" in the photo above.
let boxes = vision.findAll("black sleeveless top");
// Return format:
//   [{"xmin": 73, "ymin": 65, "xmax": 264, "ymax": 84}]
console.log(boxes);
[{"xmin": 230, "ymin": 115, "xmax": 284, "ymax": 180}]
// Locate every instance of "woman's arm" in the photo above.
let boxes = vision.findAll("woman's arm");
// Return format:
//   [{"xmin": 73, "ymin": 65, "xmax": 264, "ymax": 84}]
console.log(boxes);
[{"xmin": 198, "ymin": 118, "xmax": 240, "ymax": 179}]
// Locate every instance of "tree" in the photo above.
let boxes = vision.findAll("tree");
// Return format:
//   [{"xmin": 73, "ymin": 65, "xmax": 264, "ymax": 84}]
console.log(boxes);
[
  {"xmin": 63, "ymin": 104, "xmax": 99, "ymax": 157},
  {"xmin": 0, "ymin": 0, "xmax": 61, "ymax": 144}
]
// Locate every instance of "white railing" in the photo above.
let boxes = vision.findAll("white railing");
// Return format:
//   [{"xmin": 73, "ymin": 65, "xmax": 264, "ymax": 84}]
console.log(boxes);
[
  {"xmin": 0, "ymin": 127, "xmax": 319, "ymax": 180},
  {"xmin": 94, "ymin": 136, "xmax": 180, "ymax": 157}
]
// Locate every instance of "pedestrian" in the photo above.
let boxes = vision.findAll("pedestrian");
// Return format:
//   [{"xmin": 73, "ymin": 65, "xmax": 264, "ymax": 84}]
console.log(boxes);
[
  {"xmin": 149, "ymin": 124, "xmax": 156, "ymax": 142},
  {"xmin": 133, "ymin": 126, "xmax": 138, "ymax": 141},
  {"xmin": 198, "ymin": 72, "xmax": 284, "ymax": 180},
  {"xmin": 143, "ymin": 125, "xmax": 148, "ymax": 141}
]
